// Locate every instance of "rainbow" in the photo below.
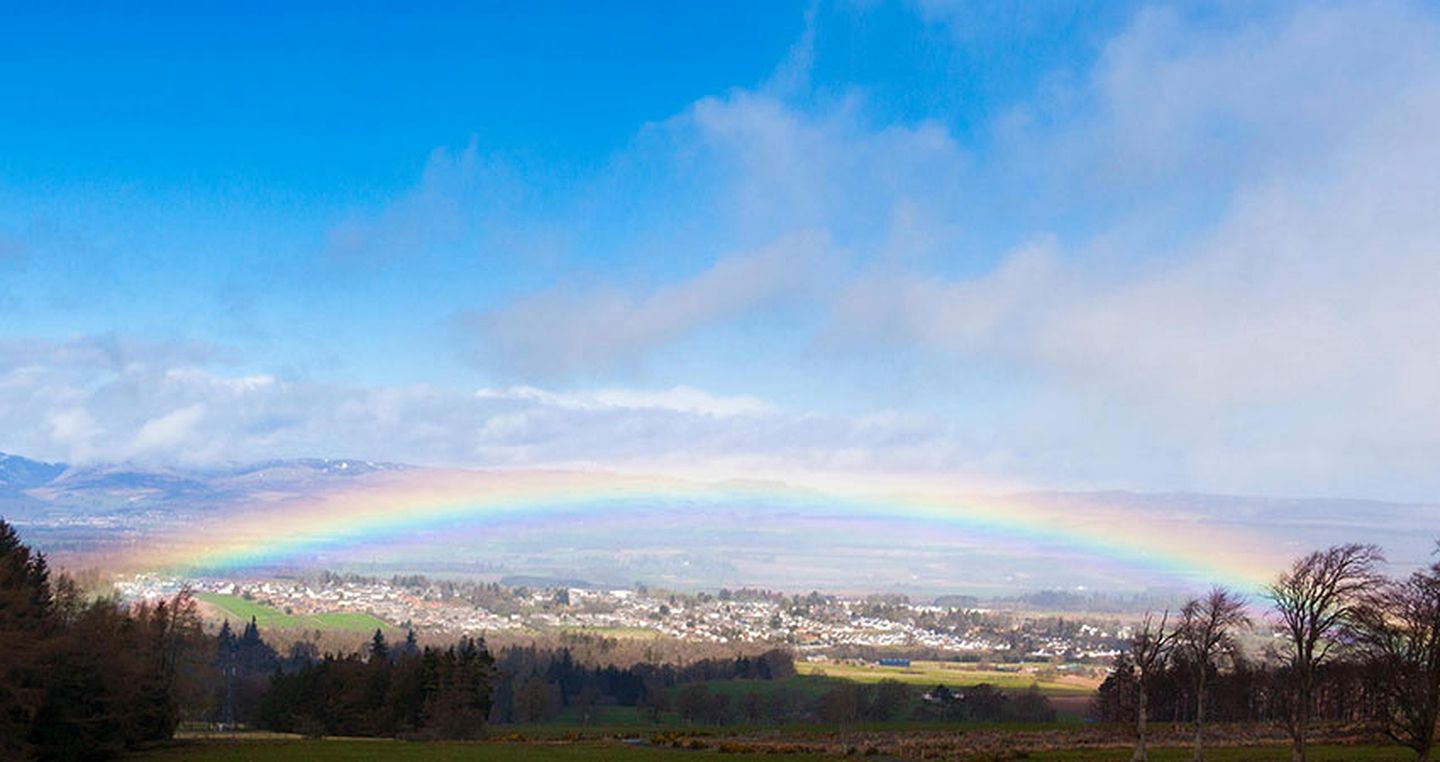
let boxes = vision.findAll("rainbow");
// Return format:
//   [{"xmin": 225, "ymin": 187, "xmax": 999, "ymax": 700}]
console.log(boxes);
[{"xmin": 116, "ymin": 469, "xmax": 1285, "ymax": 591}]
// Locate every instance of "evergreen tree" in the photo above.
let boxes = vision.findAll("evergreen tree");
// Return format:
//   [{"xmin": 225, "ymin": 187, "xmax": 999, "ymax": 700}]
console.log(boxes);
[{"xmin": 0, "ymin": 519, "xmax": 210, "ymax": 758}]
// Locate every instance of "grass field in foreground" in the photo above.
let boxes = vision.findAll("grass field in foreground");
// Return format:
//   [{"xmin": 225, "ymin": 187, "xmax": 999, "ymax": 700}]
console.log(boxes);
[
  {"xmin": 498, "ymin": 674, "xmax": 1092, "ymax": 730},
  {"xmin": 796, "ymin": 659, "xmax": 1098, "ymax": 695},
  {"xmin": 134, "ymin": 739, "xmax": 828, "ymax": 761},
  {"xmin": 195, "ymin": 593, "xmax": 390, "ymax": 633},
  {"xmin": 1029, "ymin": 747, "xmax": 1410, "ymax": 761},
  {"xmin": 131, "ymin": 738, "xmax": 1412, "ymax": 761}
]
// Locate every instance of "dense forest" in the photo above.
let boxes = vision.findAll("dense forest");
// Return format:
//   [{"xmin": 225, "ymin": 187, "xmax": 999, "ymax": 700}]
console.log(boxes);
[
  {"xmin": 1, "ymin": 520, "xmax": 207, "ymax": 760},
  {"xmin": 256, "ymin": 631, "xmax": 497, "ymax": 739}
]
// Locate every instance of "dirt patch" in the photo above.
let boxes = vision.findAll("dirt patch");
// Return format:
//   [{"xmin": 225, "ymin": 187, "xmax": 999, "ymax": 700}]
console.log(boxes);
[{"xmin": 645, "ymin": 723, "xmax": 1384, "ymax": 760}]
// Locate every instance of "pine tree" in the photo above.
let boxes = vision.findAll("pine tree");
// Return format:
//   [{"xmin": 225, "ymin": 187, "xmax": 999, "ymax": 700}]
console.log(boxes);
[
  {"xmin": 26, "ymin": 552, "xmax": 51, "ymax": 622},
  {"xmin": 216, "ymin": 620, "xmax": 237, "ymax": 726},
  {"xmin": 241, "ymin": 616, "xmax": 261, "ymax": 645}
]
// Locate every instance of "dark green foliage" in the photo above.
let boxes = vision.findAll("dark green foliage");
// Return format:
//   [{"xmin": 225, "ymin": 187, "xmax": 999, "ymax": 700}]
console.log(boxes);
[
  {"xmin": 865, "ymin": 679, "xmax": 910, "ymax": 721},
  {"xmin": 910, "ymin": 681, "xmax": 1056, "ymax": 723},
  {"xmin": 816, "ymin": 681, "xmax": 860, "ymax": 725},
  {"xmin": 258, "ymin": 635, "xmax": 495, "ymax": 739},
  {"xmin": 214, "ymin": 614, "xmax": 280, "ymax": 728},
  {"xmin": 484, "ymin": 645, "xmax": 795, "ymax": 725},
  {"xmin": 1094, "ymin": 651, "xmax": 1136, "ymax": 722},
  {"xmin": 1008, "ymin": 684, "xmax": 1058, "ymax": 722},
  {"xmin": 0, "ymin": 518, "xmax": 206, "ymax": 760}
]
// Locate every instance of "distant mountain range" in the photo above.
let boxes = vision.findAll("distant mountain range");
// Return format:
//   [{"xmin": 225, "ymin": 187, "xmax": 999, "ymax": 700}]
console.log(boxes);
[
  {"xmin": 0, "ymin": 451, "xmax": 408, "ymax": 554},
  {"xmin": 2, "ymin": 451, "xmax": 1436, "ymax": 597},
  {"xmin": 1, "ymin": 450, "xmax": 404, "ymax": 501},
  {"xmin": 0, "ymin": 451, "xmax": 67, "ymax": 489}
]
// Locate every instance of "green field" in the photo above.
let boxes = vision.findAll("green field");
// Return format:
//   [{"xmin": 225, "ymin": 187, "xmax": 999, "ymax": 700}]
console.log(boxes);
[
  {"xmin": 796, "ymin": 659, "xmax": 1098, "ymax": 695},
  {"xmin": 134, "ymin": 739, "xmax": 830, "ymax": 761},
  {"xmin": 196, "ymin": 593, "xmax": 390, "ymax": 633},
  {"xmin": 130, "ymin": 738, "xmax": 1411, "ymax": 761},
  {"xmin": 1029, "ymin": 747, "xmax": 1409, "ymax": 761},
  {"xmin": 487, "ymin": 673, "xmax": 1090, "ymax": 731},
  {"xmin": 486, "ymin": 677, "xmax": 833, "ymax": 732}
]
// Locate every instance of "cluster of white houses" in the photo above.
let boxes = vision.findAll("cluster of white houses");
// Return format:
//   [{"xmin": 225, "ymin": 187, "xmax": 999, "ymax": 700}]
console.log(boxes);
[{"xmin": 117, "ymin": 575, "xmax": 1128, "ymax": 660}]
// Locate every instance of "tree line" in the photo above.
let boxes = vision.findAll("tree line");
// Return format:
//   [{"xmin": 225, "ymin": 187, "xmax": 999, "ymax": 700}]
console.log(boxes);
[
  {"xmin": 253, "ymin": 629, "xmax": 1059, "ymax": 732},
  {"xmin": 1, "ymin": 519, "xmax": 209, "ymax": 760},
  {"xmin": 486, "ymin": 642, "xmax": 795, "ymax": 725},
  {"xmin": 257, "ymin": 630, "xmax": 496, "ymax": 739},
  {"xmin": 1096, "ymin": 543, "xmax": 1440, "ymax": 762}
]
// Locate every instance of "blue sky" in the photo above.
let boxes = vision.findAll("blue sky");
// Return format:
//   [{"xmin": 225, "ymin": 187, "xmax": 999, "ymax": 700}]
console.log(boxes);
[{"xmin": 3, "ymin": 1, "xmax": 1440, "ymax": 502}]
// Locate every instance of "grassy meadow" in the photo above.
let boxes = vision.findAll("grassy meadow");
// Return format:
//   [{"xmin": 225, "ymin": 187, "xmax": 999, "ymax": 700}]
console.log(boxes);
[
  {"xmin": 136, "ymin": 737, "xmax": 835, "ymax": 760},
  {"xmin": 132, "ymin": 736, "xmax": 1411, "ymax": 761},
  {"xmin": 795, "ymin": 658, "xmax": 1101, "ymax": 695},
  {"xmin": 195, "ymin": 593, "xmax": 391, "ymax": 633},
  {"xmin": 1028, "ymin": 747, "xmax": 1411, "ymax": 761},
  {"xmin": 134, "ymin": 738, "xmax": 828, "ymax": 761}
]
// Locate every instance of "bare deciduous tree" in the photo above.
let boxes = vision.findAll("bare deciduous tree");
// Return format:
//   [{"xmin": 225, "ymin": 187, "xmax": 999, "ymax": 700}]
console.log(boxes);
[
  {"xmin": 1267, "ymin": 544, "xmax": 1384, "ymax": 762},
  {"xmin": 1350, "ymin": 547, "xmax": 1440, "ymax": 761},
  {"xmin": 1178, "ymin": 587, "xmax": 1249, "ymax": 762},
  {"xmin": 1131, "ymin": 609, "xmax": 1176, "ymax": 762}
]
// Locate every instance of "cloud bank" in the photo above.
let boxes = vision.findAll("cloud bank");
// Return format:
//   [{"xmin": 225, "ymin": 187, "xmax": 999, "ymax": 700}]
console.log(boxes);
[
  {"xmin": 0, "ymin": 336, "xmax": 990, "ymax": 489},
  {"xmin": 457, "ymin": 1, "xmax": 1440, "ymax": 499}
]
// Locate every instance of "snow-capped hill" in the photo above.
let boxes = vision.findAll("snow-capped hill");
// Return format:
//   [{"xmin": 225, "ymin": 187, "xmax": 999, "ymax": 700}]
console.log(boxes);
[
  {"xmin": 0, "ymin": 453, "xmax": 67, "ymax": 492},
  {"xmin": 0, "ymin": 451, "xmax": 410, "ymax": 531}
]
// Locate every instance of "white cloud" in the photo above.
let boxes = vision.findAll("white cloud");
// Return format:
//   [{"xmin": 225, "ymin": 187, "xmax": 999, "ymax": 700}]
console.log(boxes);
[
  {"xmin": 466, "ymin": 230, "xmax": 832, "ymax": 375},
  {"xmin": 130, "ymin": 404, "xmax": 207, "ymax": 456},
  {"xmin": 45, "ymin": 408, "xmax": 102, "ymax": 459},
  {"xmin": 460, "ymin": 83, "xmax": 971, "ymax": 377},
  {"xmin": 9, "ymin": 3, "xmax": 1440, "ymax": 502},
  {"xmin": 676, "ymin": 90, "xmax": 967, "ymax": 244},
  {"xmin": 0, "ymin": 336, "xmax": 988, "ymax": 483},
  {"xmin": 474, "ymin": 385, "xmax": 774, "ymax": 417},
  {"xmin": 325, "ymin": 141, "xmax": 509, "ymax": 263},
  {"xmin": 1000, "ymin": 4, "xmax": 1440, "ymax": 196},
  {"xmin": 833, "ymin": 236, "xmax": 1062, "ymax": 351},
  {"xmin": 424, "ymin": 2, "xmax": 1440, "ymax": 499},
  {"xmin": 320, "ymin": 139, "xmax": 568, "ymax": 274},
  {"xmin": 826, "ymin": 1, "xmax": 1440, "ymax": 498}
]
